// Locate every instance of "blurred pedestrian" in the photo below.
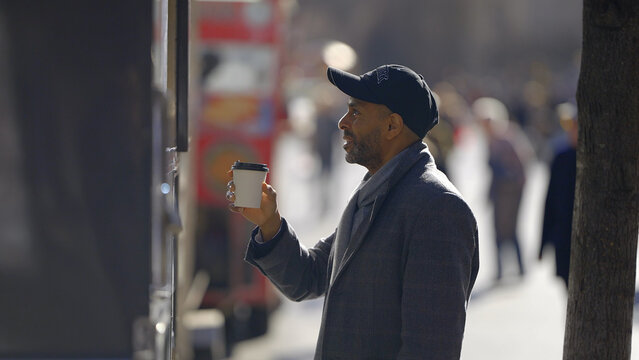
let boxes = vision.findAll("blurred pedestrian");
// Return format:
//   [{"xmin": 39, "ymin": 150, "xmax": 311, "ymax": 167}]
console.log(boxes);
[
  {"xmin": 473, "ymin": 97, "xmax": 528, "ymax": 282},
  {"xmin": 424, "ymin": 115, "xmax": 455, "ymax": 176},
  {"xmin": 426, "ymin": 81, "xmax": 472, "ymax": 178},
  {"xmin": 538, "ymin": 102, "xmax": 578, "ymax": 288},
  {"xmin": 227, "ymin": 64, "xmax": 479, "ymax": 359},
  {"xmin": 310, "ymin": 82, "xmax": 343, "ymax": 215}
]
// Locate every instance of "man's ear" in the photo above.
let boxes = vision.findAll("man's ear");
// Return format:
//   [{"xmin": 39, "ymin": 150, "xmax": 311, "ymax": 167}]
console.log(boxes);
[{"xmin": 385, "ymin": 113, "xmax": 404, "ymax": 140}]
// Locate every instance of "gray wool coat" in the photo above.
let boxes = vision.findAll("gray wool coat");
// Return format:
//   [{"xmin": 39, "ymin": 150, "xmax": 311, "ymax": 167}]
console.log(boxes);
[{"xmin": 245, "ymin": 141, "xmax": 480, "ymax": 360}]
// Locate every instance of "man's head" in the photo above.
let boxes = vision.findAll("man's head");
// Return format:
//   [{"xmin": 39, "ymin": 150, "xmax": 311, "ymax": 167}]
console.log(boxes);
[
  {"xmin": 327, "ymin": 64, "xmax": 438, "ymax": 173},
  {"xmin": 327, "ymin": 64, "xmax": 439, "ymax": 139}
]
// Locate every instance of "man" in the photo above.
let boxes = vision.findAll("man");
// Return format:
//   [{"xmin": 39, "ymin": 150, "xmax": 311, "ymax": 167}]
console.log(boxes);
[{"xmin": 227, "ymin": 64, "xmax": 479, "ymax": 359}]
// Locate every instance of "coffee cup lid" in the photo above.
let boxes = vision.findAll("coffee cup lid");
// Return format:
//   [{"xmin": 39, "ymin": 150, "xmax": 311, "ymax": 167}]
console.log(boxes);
[{"xmin": 232, "ymin": 161, "xmax": 269, "ymax": 172}]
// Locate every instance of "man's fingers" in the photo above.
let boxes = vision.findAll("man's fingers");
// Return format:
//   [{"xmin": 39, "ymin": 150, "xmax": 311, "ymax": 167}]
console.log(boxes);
[
  {"xmin": 226, "ymin": 190, "xmax": 235, "ymax": 202},
  {"xmin": 228, "ymin": 203, "xmax": 244, "ymax": 213},
  {"xmin": 263, "ymin": 183, "xmax": 277, "ymax": 199}
]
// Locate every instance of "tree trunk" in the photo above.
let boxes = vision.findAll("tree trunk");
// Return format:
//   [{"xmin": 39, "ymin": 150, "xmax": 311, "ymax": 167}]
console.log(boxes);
[{"xmin": 563, "ymin": 1, "xmax": 639, "ymax": 359}]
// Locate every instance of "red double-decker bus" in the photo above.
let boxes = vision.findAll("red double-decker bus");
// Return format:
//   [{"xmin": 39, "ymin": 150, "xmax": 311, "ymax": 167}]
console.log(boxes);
[{"xmin": 191, "ymin": 0, "xmax": 286, "ymax": 354}]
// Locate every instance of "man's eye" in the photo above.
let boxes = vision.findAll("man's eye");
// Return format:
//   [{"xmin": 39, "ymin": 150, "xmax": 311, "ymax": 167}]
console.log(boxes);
[{"xmin": 352, "ymin": 110, "xmax": 360, "ymax": 116}]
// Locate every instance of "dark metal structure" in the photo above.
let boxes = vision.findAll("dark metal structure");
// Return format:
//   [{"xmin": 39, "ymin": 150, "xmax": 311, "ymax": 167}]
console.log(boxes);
[{"xmin": 0, "ymin": 0, "xmax": 188, "ymax": 358}]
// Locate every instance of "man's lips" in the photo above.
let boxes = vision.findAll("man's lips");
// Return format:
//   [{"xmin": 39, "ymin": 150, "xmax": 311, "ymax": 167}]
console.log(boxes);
[{"xmin": 342, "ymin": 136, "xmax": 354, "ymax": 149}]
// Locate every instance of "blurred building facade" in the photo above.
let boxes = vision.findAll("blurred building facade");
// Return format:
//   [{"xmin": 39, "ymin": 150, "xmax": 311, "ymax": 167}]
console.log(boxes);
[{"xmin": 291, "ymin": 0, "xmax": 581, "ymax": 79}]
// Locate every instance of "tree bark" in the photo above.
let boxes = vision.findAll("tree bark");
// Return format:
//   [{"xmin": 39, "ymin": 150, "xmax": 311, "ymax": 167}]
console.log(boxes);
[{"xmin": 563, "ymin": 1, "xmax": 639, "ymax": 359}]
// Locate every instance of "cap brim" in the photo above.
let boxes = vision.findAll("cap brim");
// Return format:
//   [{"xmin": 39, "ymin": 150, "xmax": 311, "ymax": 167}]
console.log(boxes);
[{"xmin": 327, "ymin": 67, "xmax": 379, "ymax": 103}]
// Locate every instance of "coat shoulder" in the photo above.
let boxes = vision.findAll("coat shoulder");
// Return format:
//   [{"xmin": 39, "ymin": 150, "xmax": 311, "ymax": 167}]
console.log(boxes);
[{"xmin": 397, "ymin": 163, "xmax": 464, "ymax": 203}]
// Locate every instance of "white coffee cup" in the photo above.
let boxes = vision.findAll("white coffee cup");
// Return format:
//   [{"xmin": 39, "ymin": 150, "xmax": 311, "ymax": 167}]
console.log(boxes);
[{"xmin": 231, "ymin": 161, "xmax": 269, "ymax": 208}]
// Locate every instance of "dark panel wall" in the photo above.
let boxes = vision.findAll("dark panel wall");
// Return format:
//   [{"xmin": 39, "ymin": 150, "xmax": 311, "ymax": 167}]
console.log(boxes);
[{"xmin": 0, "ymin": 1, "xmax": 152, "ymax": 356}]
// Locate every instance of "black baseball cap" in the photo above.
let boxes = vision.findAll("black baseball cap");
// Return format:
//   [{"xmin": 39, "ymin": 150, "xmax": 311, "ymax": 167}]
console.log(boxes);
[{"xmin": 327, "ymin": 64, "xmax": 438, "ymax": 138}]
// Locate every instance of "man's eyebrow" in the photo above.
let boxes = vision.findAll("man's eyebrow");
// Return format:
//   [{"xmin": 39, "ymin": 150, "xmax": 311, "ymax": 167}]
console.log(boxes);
[{"xmin": 348, "ymin": 98, "xmax": 362, "ymax": 108}]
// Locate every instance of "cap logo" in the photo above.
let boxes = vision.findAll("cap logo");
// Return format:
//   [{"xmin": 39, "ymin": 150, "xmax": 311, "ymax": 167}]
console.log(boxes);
[{"xmin": 376, "ymin": 66, "xmax": 389, "ymax": 84}]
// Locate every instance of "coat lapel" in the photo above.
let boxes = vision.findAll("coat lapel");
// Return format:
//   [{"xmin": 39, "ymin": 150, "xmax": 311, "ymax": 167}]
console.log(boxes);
[
  {"xmin": 329, "ymin": 190, "xmax": 359, "ymax": 285},
  {"xmin": 336, "ymin": 191, "xmax": 386, "ymax": 276}
]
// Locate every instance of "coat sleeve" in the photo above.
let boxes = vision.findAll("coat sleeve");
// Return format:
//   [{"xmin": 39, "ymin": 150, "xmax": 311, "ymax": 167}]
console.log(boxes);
[
  {"xmin": 244, "ymin": 218, "xmax": 335, "ymax": 301},
  {"xmin": 398, "ymin": 192, "xmax": 479, "ymax": 360}
]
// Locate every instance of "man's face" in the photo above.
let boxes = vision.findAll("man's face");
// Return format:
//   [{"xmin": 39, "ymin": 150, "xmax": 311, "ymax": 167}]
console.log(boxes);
[{"xmin": 338, "ymin": 98, "xmax": 391, "ymax": 172}]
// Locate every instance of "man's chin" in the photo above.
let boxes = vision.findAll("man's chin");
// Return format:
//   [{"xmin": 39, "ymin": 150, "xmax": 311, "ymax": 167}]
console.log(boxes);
[
  {"xmin": 344, "ymin": 151, "xmax": 358, "ymax": 164},
  {"xmin": 344, "ymin": 154, "xmax": 356, "ymax": 164}
]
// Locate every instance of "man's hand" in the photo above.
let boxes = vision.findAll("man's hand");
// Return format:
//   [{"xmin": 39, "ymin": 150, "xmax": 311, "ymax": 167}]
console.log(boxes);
[{"xmin": 226, "ymin": 171, "xmax": 282, "ymax": 241}]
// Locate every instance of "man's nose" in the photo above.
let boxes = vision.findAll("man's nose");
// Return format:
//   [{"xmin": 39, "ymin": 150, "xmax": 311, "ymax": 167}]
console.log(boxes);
[{"xmin": 338, "ymin": 112, "xmax": 350, "ymax": 130}]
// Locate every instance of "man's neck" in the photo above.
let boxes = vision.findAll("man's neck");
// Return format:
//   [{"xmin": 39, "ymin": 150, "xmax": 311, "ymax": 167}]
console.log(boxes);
[
  {"xmin": 373, "ymin": 140, "xmax": 420, "ymax": 173},
  {"xmin": 366, "ymin": 140, "xmax": 420, "ymax": 175}
]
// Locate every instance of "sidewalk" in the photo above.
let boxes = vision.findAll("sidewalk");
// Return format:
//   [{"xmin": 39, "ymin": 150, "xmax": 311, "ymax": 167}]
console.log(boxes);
[{"xmin": 461, "ymin": 258, "xmax": 567, "ymax": 359}]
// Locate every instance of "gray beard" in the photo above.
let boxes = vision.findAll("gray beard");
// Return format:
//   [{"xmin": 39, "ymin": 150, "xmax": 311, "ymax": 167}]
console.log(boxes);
[{"xmin": 344, "ymin": 132, "xmax": 383, "ymax": 171}]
